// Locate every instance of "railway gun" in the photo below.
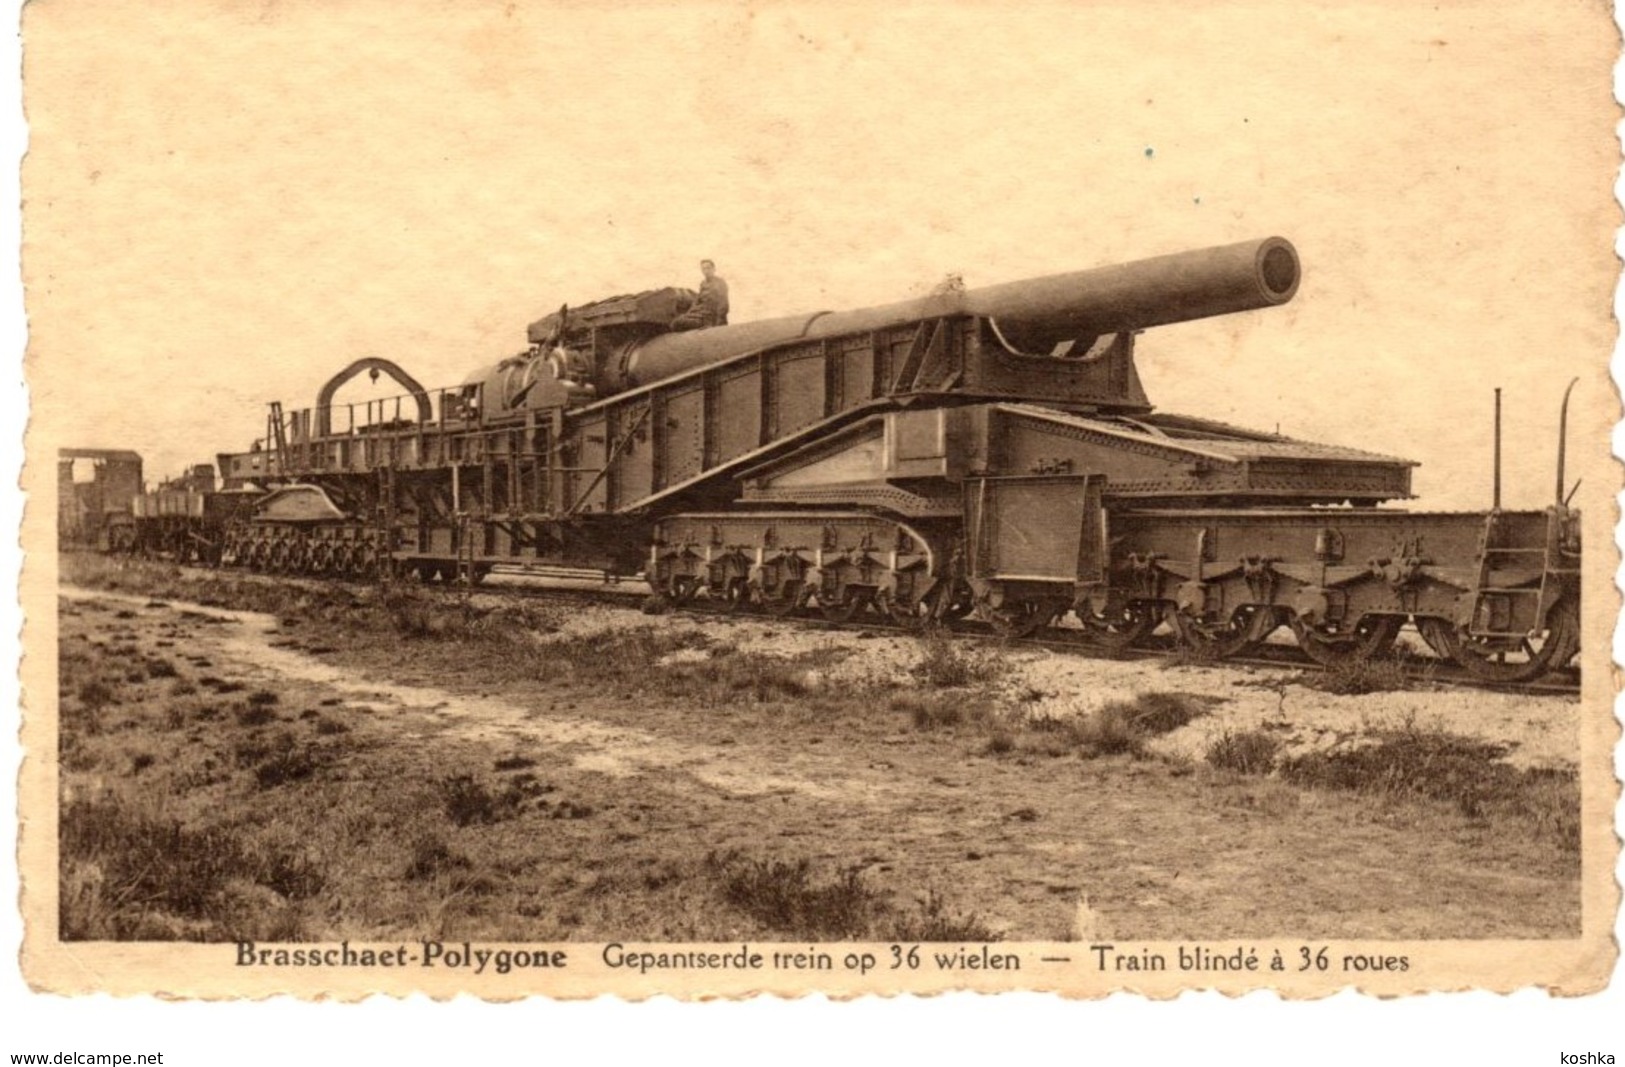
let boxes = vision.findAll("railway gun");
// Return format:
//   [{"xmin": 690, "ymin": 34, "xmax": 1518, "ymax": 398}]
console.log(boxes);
[{"xmin": 100, "ymin": 236, "xmax": 1582, "ymax": 682}]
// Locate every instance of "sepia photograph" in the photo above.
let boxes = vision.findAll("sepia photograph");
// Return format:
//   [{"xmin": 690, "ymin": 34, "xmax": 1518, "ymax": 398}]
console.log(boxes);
[{"xmin": 13, "ymin": 0, "xmax": 1620, "ymax": 1015}]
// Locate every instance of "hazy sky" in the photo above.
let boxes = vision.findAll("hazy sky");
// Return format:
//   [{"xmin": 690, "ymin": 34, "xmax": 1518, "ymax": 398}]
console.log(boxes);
[{"xmin": 23, "ymin": 0, "xmax": 1618, "ymax": 511}]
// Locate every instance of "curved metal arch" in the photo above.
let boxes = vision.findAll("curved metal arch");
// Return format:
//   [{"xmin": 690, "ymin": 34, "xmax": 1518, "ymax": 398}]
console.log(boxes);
[{"xmin": 315, "ymin": 358, "xmax": 433, "ymax": 438}]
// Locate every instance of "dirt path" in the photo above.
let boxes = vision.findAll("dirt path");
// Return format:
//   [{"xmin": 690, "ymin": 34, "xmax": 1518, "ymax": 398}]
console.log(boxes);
[{"xmin": 63, "ymin": 586, "xmax": 888, "ymax": 802}]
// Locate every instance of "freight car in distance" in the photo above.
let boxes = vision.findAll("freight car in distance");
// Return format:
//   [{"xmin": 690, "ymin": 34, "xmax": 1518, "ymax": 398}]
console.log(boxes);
[
  {"xmin": 58, "ymin": 448, "xmax": 142, "ymax": 552},
  {"xmin": 59, "ymin": 450, "xmax": 261, "ymax": 564}
]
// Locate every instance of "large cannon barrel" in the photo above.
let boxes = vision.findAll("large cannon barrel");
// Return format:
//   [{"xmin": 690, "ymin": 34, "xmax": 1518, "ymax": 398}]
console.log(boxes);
[
  {"xmin": 614, "ymin": 236, "xmax": 1298, "ymax": 390},
  {"xmin": 962, "ymin": 235, "xmax": 1299, "ymax": 351}
]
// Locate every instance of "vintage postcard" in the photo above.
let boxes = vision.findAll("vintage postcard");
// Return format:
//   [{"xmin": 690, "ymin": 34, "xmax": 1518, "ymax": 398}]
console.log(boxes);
[{"xmin": 15, "ymin": 0, "xmax": 1620, "ymax": 1004}]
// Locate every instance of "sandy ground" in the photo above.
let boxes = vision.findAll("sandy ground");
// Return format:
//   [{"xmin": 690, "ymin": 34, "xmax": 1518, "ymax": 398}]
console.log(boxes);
[
  {"xmin": 535, "ymin": 597, "xmax": 1578, "ymax": 770},
  {"xmin": 54, "ymin": 581, "xmax": 1581, "ymax": 940}
]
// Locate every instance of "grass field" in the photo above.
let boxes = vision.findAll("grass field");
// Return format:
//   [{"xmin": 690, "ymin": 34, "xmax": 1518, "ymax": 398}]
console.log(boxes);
[{"xmin": 54, "ymin": 555, "xmax": 1581, "ymax": 942}]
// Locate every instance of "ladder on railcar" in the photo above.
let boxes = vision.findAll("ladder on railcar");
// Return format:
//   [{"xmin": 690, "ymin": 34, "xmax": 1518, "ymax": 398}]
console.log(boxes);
[
  {"xmin": 1465, "ymin": 511, "xmax": 1551, "ymax": 637},
  {"xmin": 267, "ymin": 402, "xmax": 291, "ymax": 478}
]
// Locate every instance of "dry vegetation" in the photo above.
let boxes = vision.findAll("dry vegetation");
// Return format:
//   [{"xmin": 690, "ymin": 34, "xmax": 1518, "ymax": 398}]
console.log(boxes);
[
  {"xmin": 55, "ymin": 554, "xmax": 1581, "ymax": 942},
  {"xmin": 1200, "ymin": 721, "xmax": 1580, "ymax": 855},
  {"xmin": 1298, "ymin": 653, "xmax": 1424, "ymax": 696}
]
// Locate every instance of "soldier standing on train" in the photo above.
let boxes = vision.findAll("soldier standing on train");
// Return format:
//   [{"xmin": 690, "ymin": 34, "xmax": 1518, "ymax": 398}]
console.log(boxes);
[{"xmin": 672, "ymin": 259, "xmax": 729, "ymax": 330}]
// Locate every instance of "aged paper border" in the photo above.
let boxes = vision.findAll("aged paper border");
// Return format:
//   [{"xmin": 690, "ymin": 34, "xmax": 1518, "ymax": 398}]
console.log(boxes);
[{"xmin": 8, "ymin": 0, "xmax": 1623, "ymax": 1025}]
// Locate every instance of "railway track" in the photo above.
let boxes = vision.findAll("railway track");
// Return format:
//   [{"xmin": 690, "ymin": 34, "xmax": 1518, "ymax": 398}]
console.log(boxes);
[
  {"xmin": 461, "ymin": 566, "xmax": 1586, "ymax": 699},
  {"xmin": 75, "ymin": 555, "xmax": 1580, "ymax": 698}
]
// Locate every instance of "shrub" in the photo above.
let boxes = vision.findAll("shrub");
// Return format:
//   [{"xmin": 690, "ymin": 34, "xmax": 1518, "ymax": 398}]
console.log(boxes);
[
  {"xmin": 708, "ymin": 854, "xmax": 879, "ymax": 940},
  {"xmin": 705, "ymin": 852, "xmax": 998, "ymax": 942},
  {"xmin": 76, "ymin": 679, "xmax": 115, "ymax": 711},
  {"xmin": 235, "ymin": 703, "xmax": 279, "ymax": 727},
  {"xmin": 1128, "ymin": 692, "xmax": 1202, "ymax": 735},
  {"xmin": 437, "ymin": 774, "xmax": 529, "ymax": 827},
  {"xmin": 1166, "ymin": 641, "xmax": 1222, "ymax": 668},
  {"xmin": 381, "ymin": 588, "xmax": 509, "ymax": 642},
  {"xmin": 1205, "ymin": 730, "xmax": 1280, "ymax": 775},
  {"xmin": 1071, "ymin": 703, "xmax": 1146, "ymax": 756},
  {"xmin": 1053, "ymin": 691, "xmax": 1204, "ymax": 759},
  {"xmin": 1515, "ymin": 768, "xmax": 1582, "ymax": 855},
  {"xmin": 888, "ymin": 890, "xmax": 998, "ymax": 943},
  {"xmin": 542, "ymin": 626, "xmax": 712, "ymax": 683},
  {"xmin": 60, "ymin": 799, "xmax": 242, "ymax": 935},
  {"xmin": 912, "ymin": 628, "xmax": 1007, "ymax": 688},
  {"xmin": 256, "ymin": 847, "xmax": 326, "ymax": 901},
  {"xmin": 235, "ymin": 730, "xmax": 321, "ymax": 788},
  {"xmin": 58, "ymin": 798, "xmax": 325, "ymax": 940},
  {"xmin": 893, "ymin": 690, "xmax": 966, "ymax": 730},
  {"xmin": 144, "ymin": 657, "xmax": 179, "ymax": 679},
  {"xmin": 710, "ymin": 657, "xmax": 811, "ymax": 702},
  {"xmin": 1279, "ymin": 726, "xmax": 1579, "ymax": 851},
  {"xmin": 1302, "ymin": 655, "xmax": 1415, "ymax": 695},
  {"xmin": 405, "ymin": 835, "xmax": 471, "ymax": 881},
  {"xmin": 252, "ymin": 745, "xmax": 319, "ymax": 789},
  {"xmin": 982, "ymin": 730, "xmax": 1016, "ymax": 756},
  {"xmin": 546, "ymin": 800, "xmax": 594, "ymax": 820},
  {"xmin": 383, "ymin": 588, "xmax": 442, "ymax": 639},
  {"xmin": 1281, "ymin": 729, "xmax": 1508, "ymax": 803}
]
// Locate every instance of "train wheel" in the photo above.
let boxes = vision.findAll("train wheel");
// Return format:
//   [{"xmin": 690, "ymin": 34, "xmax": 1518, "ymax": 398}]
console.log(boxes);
[
  {"xmin": 877, "ymin": 587, "xmax": 920, "ymax": 627},
  {"xmin": 819, "ymin": 589, "xmax": 868, "ymax": 623},
  {"xmin": 880, "ymin": 583, "xmax": 943, "ymax": 629},
  {"xmin": 1289, "ymin": 614, "xmax": 1401, "ymax": 667},
  {"xmin": 708, "ymin": 578, "xmax": 744, "ymax": 610},
  {"xmin": 941, "ymin": 585, "xmax": 975, "ymax": 621},
  {"xmin": 702, "ymin": 578, "xmax": 744, "ymax": 610},
  {"xmin": 986, "ymin": 599, "xmax": 1056, "ymax": 639},
  {"xmin": 1418, "ymin": 600, "xmax": 1580, "ymax": 683},
  {"xmin": 1169, "ymin": 604, "xmax": 1274, "ymax": 660},
  {"xmin": 668, "ymin": 575, "xmax": 701, "ymax": 606},
  {"xmin": 1076, "ymin": 602, "xmax": 1157, "ymax": 652},
  {"xmin": 762, "ymin": 579, "xmax": 807, "ymax": 617}
]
